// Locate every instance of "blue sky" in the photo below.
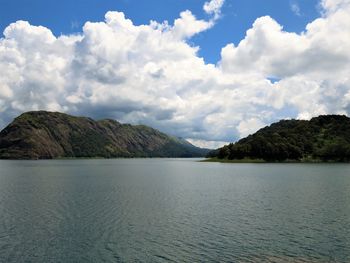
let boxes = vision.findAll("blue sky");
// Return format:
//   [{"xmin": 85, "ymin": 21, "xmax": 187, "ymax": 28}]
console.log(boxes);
[
  {"xmin": 1, "ymin": 0, "xmax": 349, "ymax": 148},
  {"xmin": 0, "ymin": 0, "xmax": 320, "ymax": 63}
]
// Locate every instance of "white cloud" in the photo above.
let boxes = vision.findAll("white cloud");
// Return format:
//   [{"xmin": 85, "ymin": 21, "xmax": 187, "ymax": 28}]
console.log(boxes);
[
  {"xmin": 171, "ymin": 10, "xmax": 213, "ymax": 39},
  {"xmin": 0, "ymin": 84, "xmax": 13, "ymax": 99},
  {"xmin": 0, "ymin": 0, "xmax": 350, "ymax": 149},
  {"xmin": 237, "ymin": 118, "xmax": 266, "ymax": 138},
  {"xmin": 321, "ymin": 0, "xmax": 350, "ymax": 13},
  {"xmin": 203, "ymin": 0, "xmax": 225, "ymax": 19},
  {"xmin": 219, "ymin": 0, "xmax": 350, "ymax": 127}
]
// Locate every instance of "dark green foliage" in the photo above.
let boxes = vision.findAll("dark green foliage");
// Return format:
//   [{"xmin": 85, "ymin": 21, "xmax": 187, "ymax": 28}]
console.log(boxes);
[
  {"xmin": 209, "ymin": 115, "xmax": 350, "ymax": 162},
  {"xmin": 0, "ymin": 111, "xmax": 209, "ymax": 159}
]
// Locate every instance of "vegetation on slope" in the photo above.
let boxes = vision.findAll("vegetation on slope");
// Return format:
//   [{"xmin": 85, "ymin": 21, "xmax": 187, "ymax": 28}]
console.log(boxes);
[
  {"xmin": 208, "ymin": 115, "xmax": 350, "ymax": 162},
  {"xmin": 0, "ymin": 111, "xmax": 209, "ymax": 159}
]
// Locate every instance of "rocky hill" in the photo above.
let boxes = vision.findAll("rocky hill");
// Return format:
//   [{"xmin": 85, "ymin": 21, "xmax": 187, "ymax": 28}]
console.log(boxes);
[
  {"xmin": 0, "ymin": 111, "xmax": 209, "ymax": 159},
  {"xmin": 208, "ymin": 115, "xmax": 350, "ymax": 162}
]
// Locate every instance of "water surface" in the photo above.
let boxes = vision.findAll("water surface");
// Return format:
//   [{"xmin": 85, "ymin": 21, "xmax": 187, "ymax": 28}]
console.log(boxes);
[{"xmin": 0, "ymin": 159, "xmax": 350, "ymax": 262}]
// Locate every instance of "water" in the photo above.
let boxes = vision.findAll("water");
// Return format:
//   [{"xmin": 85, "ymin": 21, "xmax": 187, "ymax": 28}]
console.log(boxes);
[{"xmin": 0, "ymin": 159, "xmax": 350, "ymax": 262}]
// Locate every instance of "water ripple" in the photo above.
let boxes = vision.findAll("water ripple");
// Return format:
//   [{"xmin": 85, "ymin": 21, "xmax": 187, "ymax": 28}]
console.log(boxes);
[{"xmin": 0, "ymin": 159, "xmax": 350, "ymax": 262}]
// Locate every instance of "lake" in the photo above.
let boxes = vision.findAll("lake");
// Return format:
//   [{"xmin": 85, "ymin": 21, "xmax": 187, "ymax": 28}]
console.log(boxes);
[{"xmin": 0, "ymin": 159, "xmax": 350, "ymax": 262}]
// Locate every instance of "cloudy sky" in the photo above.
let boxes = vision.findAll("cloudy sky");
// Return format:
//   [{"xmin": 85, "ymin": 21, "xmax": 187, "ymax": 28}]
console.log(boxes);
[{"xmin": 0, "ymin": 0, "xmax": 349, "ymax": 148}]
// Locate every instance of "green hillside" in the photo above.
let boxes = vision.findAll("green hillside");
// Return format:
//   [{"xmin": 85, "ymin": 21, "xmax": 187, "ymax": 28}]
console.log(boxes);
[
  {"xmin": 208, "ymin": 115, "xmax": 350, "ymax": 162},
  {"xmin": 0, "ymin": 111, "xmax": 209, "ymax": 159}
]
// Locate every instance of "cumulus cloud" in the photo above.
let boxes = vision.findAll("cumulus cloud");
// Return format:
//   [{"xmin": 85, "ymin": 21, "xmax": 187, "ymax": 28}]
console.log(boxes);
[
  {"xmin": 237, "ymin": 118, "xmax": 266, "ymax": 138},
  {"xmin": 203, "ymin": 0, "xmax": 225, "ymax": 20},
  {"xmin": 171, "ymin": 10, "xmax": 213, "ymax": 39},
  {"xmin": 321, "ymin": 0, "xmax": 350, "ymax": 13},
  {"xmin": 219, "ymin": 0, "xmax": 350, "ymax": 124},
  {"xmin": 0, "ymin": 0, "xmax": 350, "ymax": 148}
]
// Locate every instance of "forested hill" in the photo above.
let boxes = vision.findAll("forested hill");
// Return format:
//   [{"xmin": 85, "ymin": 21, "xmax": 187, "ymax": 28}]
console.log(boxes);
[
  {"xmin": 0, "ymin": 111, "xmax": 209, "ymax": 159},
  {"xmin": 209, "ymin": 115, "xmax": 350, "ymax": 162}
]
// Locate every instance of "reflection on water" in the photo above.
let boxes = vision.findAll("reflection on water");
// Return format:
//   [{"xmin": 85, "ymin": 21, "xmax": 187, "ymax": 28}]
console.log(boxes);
[{"xmin": 0, "ymin": 159, "xmax": 350, "ymax": 262}]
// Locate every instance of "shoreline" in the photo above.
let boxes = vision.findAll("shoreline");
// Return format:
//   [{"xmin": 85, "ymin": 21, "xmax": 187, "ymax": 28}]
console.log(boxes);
[{"xmin": 201, "ymin": 157, "xmax": 350, "ymax": 163}]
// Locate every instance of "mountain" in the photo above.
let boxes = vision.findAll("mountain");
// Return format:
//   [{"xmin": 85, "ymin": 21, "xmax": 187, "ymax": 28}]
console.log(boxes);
[
  {"xmin": 209, "ymin": 115, "xmax": 350, "ymax": 162},
  {"xmin": 0, "ymin": 111, "xmax": 209, "ymax": 159}
]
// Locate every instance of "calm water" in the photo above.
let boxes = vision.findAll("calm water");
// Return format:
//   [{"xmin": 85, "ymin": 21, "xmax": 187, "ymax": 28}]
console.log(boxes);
[{"xmin": 0, "ymin": 159, "xmax": 350, "ymax": 262}]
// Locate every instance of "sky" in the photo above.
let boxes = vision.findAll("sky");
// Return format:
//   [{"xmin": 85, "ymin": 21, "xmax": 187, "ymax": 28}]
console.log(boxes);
[
  {"xmin": 0, "ymin": 0, "xmax": 349, "ymax": 148},
  {"xmin": 0, "ymin": 0, "xmax": 321, "ymax": 63}
]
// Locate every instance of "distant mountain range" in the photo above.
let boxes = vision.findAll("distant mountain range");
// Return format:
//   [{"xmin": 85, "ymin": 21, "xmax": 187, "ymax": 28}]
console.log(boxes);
[
  {"xmin": 208, "ymin": 115, "xmax": 350, "ymax": 162},
  {"xmin": 0, "ymin": 111, "xmax": 209, "ymax": 159}
]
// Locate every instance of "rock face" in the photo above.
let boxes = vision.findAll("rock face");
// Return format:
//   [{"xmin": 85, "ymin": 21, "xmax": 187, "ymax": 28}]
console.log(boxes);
[
  {"xmin": 0, "ymin": 111, "xmax": 209, "ymax": 159},
  {"xmin": 209, "ymin": 115, "xmax": 350, "ymax": 162}
]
